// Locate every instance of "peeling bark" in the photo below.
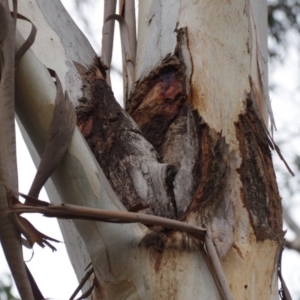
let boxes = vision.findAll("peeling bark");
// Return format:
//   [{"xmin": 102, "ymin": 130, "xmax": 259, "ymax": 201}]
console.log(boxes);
[
  {"xmin": 75, "ymin": 28, "xmax": 231, "ymax": 226},
  {"xmin": 126, "ymin": 29, "xmax": 200, "ymax": 218},
  {"xmin": 76, "ymin": 59, "xmax": 177, "ymax": 219},
  {"xmin": 236, "ymin": 98, "xmax": 283, "ymax": 241},
  {"xmin": 14, "ymin": 0, "xmax": 285, "ymax": 298}
]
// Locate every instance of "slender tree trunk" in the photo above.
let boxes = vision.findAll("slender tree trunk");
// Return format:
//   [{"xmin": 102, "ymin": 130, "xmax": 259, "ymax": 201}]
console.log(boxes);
[{"xmin": 12, "ymin": 0, "xmax": 282, "ymax": 299}]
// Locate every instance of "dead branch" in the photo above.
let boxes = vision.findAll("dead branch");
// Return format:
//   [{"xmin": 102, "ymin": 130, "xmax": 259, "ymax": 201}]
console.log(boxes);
[
  {"xmin": 9, "ymin": 196, "xmax": 206, "ymax": 238},
  {"xmin": 101, "ymin": 0, "xmax": 117, "ymax": 86}
]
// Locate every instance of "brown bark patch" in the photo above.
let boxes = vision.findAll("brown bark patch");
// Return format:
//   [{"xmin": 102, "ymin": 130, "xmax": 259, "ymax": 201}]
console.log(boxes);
[
  {"xmin": 127, "ymin": 27, "xmax": 229, "ymax": 219},
  {"xmin": 139, "ymin": 232, "xmax": 167, "ymax": 272},
  {"xmin": 128, "ymin": 56, "xmax": 186, "ymax": 154},
  {"xmin": 126, "ymin": 29, "xmax": 203, "ymax": 217},
  {"xmin": 76, "ymin": 27, "xmax": 230, "ymax": 224},
  {"xmin": 76, "ymin": 59, "xmax": 177, "ymax": 219},
  {"xmin": 139, "ymin": 231, "xmax": 198, "ymax": 273},
  {"xmin": 235, "ymin": 98, "xmax": 283, "ymax": 241},
  {"xmin": 127, "ymin": 28, "xmax": 191, "ymax": 157},
  {"xmin": 183, "ymin": 125, "xmax": 229, "ymax": 221}
]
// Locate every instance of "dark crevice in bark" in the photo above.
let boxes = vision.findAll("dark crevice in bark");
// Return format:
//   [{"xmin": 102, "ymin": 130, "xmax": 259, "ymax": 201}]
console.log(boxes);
[
  {"xmin": 127, "ymin": 57, "xmax": 186, "ymax": 156},
  {"xmin": 127, "ymin": 29, "xmax": 204, "ymax": 218},
  {"xmin": 128, "ymin": 60, "xmax": 190, "ymax": 217},
  {"xmin": 129, "ymin": 40, "xmax": 229, "ymax": 218},
  {"xmin": 76, "ymin": 59, "xmax": 177, "ymax": 219},
  {"xmin": 235, "ymin": 98, "xmax": 283, "ymax": 241},
  {"xmin": 182, "ymin": 125, "xmax": 229, "ymax": 223},
  {"xmin": 75, "ymin": 29, "xmax": 230, "ymax": 224}
]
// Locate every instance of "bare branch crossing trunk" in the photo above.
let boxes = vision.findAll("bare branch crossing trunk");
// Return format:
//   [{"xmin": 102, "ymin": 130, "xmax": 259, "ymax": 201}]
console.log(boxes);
[{"xmin": 1, "ymin": 0, "xmax": 284, "ymax": 299}]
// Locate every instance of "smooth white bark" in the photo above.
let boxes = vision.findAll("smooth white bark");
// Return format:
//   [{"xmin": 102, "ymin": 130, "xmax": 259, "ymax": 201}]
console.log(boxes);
[
  {"xmin": 15, "ymin": 1, "xmax": 146, "ymax": 293},
  {"xmin": 135, "ymin": 1, "xmax": 278, "ymax": 299},
  {"xmin": 14, "ymin": 40, "xmax": 219, "ymax": 298},
  {"xmin": 13, "ymin": 0, "xmax": 280, "ymax": 299}
]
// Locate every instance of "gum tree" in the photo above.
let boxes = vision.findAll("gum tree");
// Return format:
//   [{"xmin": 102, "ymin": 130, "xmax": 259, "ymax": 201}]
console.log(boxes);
[{"xmin": 0, "ymin": 0, "xmax": 290, "ymax": 299}]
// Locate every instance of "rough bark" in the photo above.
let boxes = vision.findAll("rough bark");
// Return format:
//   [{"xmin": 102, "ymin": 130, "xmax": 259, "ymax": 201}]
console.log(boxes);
[
  {"xmin": 236, "ymin": 98, "xmax": 282, "ymax": 240},
  {"xmin": 76, "ymin": 59, "xmax": 177, "ymax": 219},
  {"xmin": 13, "ymin": 0, "xmax": 283, "ymax": 299}
]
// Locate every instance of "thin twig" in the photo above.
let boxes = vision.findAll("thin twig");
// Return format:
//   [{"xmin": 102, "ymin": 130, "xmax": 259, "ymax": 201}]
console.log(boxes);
[
  {"xmin": 10, "ymin": 201, "xmax": 206, "ymax": 238},
  {"xmin": 192, "ymin": 237, "xmax": 227, "ymax": 300},
  {"xmin": 278, "ymin": 247, "xmax": 292, "ymax": 300},
  {"xmin": 105, "ymin": 14, "xmax": 135, "ymax": 97},
  {"xmin": 121, "ymin": 0, "xmax": 136, "ymax": 64},
  {"xmin": 0, "ymin": 1, "xmax": 36, "ymax": 298},
  {"xmin": 284, "ymin": 239, "xmax": 300, "ymax": 253},
  {"xmin": 283, "ymin": 206, "xmax": 300, "ymax": 237},
  {"xmin": 76, "ymin": 279, "xmax": 96, "ymax": 300},
  {"xmin": 69, "ymin": 267, "xmax": 94, "ymax": 300},
  {"xmin": 262, "ymin": 121, "xmax": 294, "ymax": 176},
  {"xmin": 205, "ymin": 234, "xmax": 233, "ymax": 300},
  {"xmin": 101, "ymin": 0, "xmax": 117, "ymax": 86}
]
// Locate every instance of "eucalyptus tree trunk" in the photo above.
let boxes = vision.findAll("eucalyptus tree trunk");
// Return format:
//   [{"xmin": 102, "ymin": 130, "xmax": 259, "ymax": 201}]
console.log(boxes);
[{"xmin": 12, "ymin": 0, "xmax": 282, "ymax": 299}]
